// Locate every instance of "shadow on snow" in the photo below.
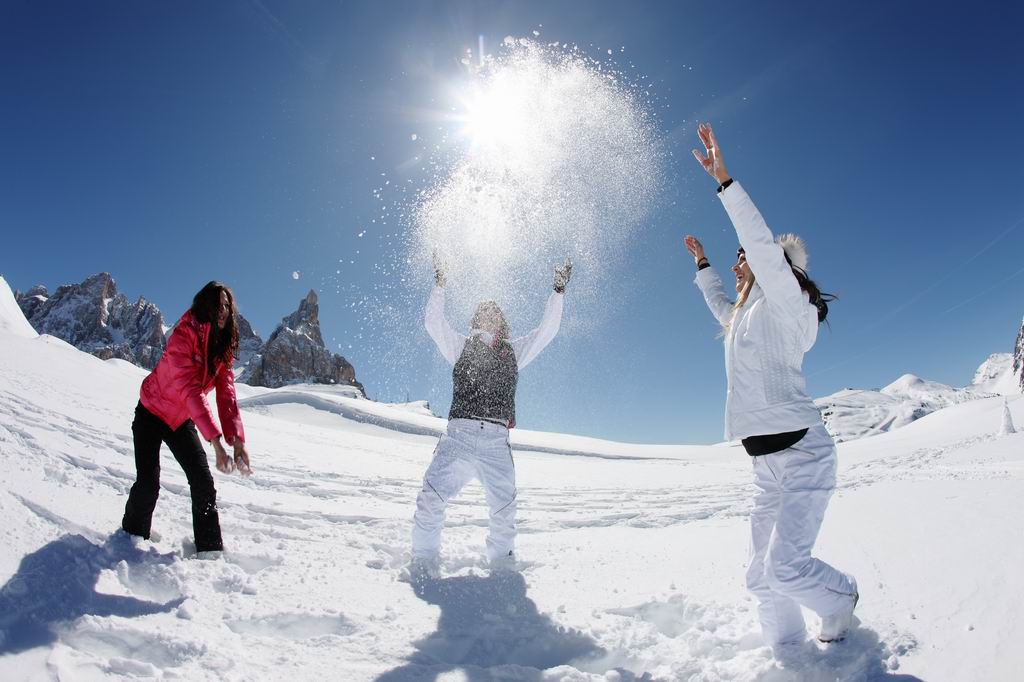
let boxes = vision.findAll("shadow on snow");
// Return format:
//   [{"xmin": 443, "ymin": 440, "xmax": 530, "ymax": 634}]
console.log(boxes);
[
  {"xmin": 376, "ymin": 571, "xmax": 641, "ymax": 681},
  {"xmin": 758, "ymin": 619, "xmax": 926, "ymax": 682},
  {"xmin": 0, "ymin": 532, "xmax": 183, "ymax": 655}
]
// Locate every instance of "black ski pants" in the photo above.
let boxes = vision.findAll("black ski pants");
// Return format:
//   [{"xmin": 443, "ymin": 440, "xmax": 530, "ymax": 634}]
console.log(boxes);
[{"xmin": 122, "ymin": 402, "xmax": 223, "ymax": 552}]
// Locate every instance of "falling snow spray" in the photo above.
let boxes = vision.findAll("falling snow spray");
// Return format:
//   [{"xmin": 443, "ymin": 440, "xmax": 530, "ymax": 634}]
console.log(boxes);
[{"xmin": 407, "ymin": 37, "xmax": 665, "ymax": 335}]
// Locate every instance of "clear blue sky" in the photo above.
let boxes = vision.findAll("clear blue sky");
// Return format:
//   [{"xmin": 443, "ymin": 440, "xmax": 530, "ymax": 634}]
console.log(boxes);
[{"xmin": 3, "ymin": 1, "xmax": 1022, "ymax": 444}]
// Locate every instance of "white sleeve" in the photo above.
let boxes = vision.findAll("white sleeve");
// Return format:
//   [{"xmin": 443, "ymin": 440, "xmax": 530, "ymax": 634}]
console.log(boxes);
[
  {"xmin": 510, "ymin": 291, "xmax": 564, "ymax": 370},
  {"xmin": 694, "ymin": 267, "xmax": 735, "ymax": 326},
  {"xmin": 718, "ymin": 181, "xmax": 806, "ymax": 319},
  {"xmin": 424, "ymin": 286, "xmax": 465, "ymax": 366}
]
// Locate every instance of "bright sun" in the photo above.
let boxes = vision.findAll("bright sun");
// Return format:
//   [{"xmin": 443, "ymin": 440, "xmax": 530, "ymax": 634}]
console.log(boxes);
[{"xmin": 460, "ymin": 76, "xmax": 528, "ymax": 148}]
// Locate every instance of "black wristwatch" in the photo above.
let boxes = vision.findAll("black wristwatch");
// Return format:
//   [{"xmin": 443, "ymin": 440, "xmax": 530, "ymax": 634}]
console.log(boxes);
[{"xmin": 716, "ymin": 177, "xmax": 734, "ymax": 194}]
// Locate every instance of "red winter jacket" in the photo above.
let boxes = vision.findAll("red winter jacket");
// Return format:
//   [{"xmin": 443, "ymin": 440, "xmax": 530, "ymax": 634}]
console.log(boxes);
[{"xmin": 139, "ymin": 311, "xmax": 245, "ymax": 443}]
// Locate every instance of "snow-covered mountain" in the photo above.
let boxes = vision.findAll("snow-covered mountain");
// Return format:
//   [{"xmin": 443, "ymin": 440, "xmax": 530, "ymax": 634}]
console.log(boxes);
[
  {"xmin": 12, "ymin": 273, "xmax": 360, "ymax": 392},
  {"xmin": 817, "ymin": 350, "xmax": 1021, "ymax": 443},
  {"xmin": 972, "ymin": 352, "xmax": 1019, "ymax": 394},
  {"xmin": 239, "ymin": 289, "xmax": 364, "ymax": 395},
  {"xmin": 14, "ymin": 273, "xmax": 167, "ymax": 369},
  {"xmin": 234, "ymin": 313, "xmax": 264, "ymax": 369},
  {"xmin": 2, "ymin": 273, "xmax": 1023, "ymax": 681}
]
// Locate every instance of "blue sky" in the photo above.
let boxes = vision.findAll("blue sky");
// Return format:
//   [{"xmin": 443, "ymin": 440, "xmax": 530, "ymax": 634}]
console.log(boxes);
[{"xmin": 2, "ymin": 1, "xmax": 1022, "ymax": 444}]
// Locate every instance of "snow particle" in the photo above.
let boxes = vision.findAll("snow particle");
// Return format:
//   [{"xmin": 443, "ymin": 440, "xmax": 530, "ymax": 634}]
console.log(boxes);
[{"xmin": 291, "ymin": 271, "xmax": 300, "ymax": 280}]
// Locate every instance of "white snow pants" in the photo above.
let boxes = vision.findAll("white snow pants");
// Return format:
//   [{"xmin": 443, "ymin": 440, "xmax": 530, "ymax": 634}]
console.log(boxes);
[
  {"xmin": 411, "ymin": 418, "xmax": 517, "ymax": 562},
  {"xmin": 746, "ymin": 423, "xmax": 857, "ymax": 648}
]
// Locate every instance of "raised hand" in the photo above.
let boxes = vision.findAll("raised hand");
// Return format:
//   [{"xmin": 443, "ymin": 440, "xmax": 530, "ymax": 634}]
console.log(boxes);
[
  {"xmin": 432, "ymin": 250, "xmax": 448, "ymax": 288},
  {"xmin": 684, "ymin": 235, "xmax": 706, "ymax": 264},
  {"xmin": 553, "ymin": 257, "xmax": 573, "ymax": 293},
  {"xmin": 692, "ymin": 122, "xmax": 730, "ymax": 184}
]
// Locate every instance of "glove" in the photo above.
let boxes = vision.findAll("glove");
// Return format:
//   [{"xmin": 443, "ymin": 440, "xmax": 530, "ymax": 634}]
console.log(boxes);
[
  {"xmin": 553, "ymin": 257, "xmax": 572, "ymax": 294},
  {"xmin": 432, "ymin": 251, "xmax": 448, "ymax": 288}
]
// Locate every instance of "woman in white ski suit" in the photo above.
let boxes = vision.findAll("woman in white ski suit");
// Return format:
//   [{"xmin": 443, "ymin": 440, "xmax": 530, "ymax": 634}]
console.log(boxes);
[
  {"xmin": 411, "ymin": 258, "xmax": 571, "ymax": 571},
  {"xmin": 688, "ymin": 123, "xmax": 858, "ymax": 650}
]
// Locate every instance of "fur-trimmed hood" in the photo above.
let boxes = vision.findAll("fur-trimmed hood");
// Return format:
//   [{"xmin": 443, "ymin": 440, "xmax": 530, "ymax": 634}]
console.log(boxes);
[{"xmin": 776, "ymin": 233, "xmax": 810, "ymax": 271}]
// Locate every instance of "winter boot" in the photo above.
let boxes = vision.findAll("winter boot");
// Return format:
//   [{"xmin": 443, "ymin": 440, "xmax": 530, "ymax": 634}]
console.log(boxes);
[
  {"xmin": 489, "ymin": 550, "xmax": 518, "ymax": 573},
  {"xmin": 819, "ymin": 575, "xmax": 859, "ymax": 643},
  {"xmin": 408, "ymin": 554, "xmax": 440, "ymax": 584}
]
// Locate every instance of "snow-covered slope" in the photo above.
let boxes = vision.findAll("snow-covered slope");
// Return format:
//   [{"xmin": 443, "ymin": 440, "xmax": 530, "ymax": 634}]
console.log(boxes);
[
  {"xmin": 816, "ymin": 373, "xmax": 987, "ymax": 443},
  {"xmin": 2, "ymin": 276, "xmax": 1023, "ymax": 681},
  {"xmin": 972, "ymin": 352, "xmax": 1021, "ymax": 395},
  {"xmin": 0, "ymin": 275, "xmax": 37, "ymax": 338},
  {"xmin": 817, "ymin": 339, "xmax": 1023, "ymax": 444}
]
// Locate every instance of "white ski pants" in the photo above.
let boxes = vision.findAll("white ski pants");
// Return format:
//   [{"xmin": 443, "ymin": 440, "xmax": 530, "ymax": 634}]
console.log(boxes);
[
  {"xmin": 411, "ymin": 418, "xmax": 517, "ymax": 562},
  {"xmin": 746, "ymin": 423, "xmax": 857, "ymax": 647}
]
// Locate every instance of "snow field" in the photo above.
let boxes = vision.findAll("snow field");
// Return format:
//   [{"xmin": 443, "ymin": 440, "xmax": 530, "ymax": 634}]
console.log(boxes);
[{"xmin": 2, "ymin": 275, "xmax": 1024, "ymax": 679}]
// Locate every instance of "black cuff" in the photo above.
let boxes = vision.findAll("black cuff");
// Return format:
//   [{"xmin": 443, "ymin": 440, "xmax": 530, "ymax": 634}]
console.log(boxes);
[
  {"xmin": 697, "ymin": 260, "xmax": 711, "ymax": 271},
  {"xmin": 715, "ymin": 177, "xmax": 734, "ymax": 194}
]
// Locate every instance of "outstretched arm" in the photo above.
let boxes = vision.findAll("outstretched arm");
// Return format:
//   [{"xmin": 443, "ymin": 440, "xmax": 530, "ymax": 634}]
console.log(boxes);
[
  {"xmin": 685, "ymin": 235, "xmax": 733, "ymax": 325},
  {"xmin": 424, "ymin": 286, "xmax": 466, "ymax": 366},
  {"xmin": 694, "ymin": 123, "xmax": 805, "ymax": 318},
  {"xmin": 511, "ymin": 259, "xmax": 570, "ymax": 369},
  {"xmin": 510, "ymin": 291, "xmax": 563, "ymax": 370}
]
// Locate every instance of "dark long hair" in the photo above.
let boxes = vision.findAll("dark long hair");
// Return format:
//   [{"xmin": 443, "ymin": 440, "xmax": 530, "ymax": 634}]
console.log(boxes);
[
  {"xmin": 191, "ymin": 281, "xmax": 240, "ymax": 368},
  {"xmin": 790, "ymin": 265, "xmax": 836, "ymax": 323},
  {"xmin": 733, "ymin": 247, "xmax": 837, "ymax": 325}
]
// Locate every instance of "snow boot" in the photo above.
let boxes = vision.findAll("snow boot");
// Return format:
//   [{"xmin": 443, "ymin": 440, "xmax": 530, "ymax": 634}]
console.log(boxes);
[
  {"xmin": 819, "ymin": 575, "xmax": 859, "ymax": 643},
  {"xmin": 408, "ymin": 554, "xmax": 440, "ymax": 584},
  {"xmin": 489, "ymin": 550, "xmax": 518, "ymax": 573}
]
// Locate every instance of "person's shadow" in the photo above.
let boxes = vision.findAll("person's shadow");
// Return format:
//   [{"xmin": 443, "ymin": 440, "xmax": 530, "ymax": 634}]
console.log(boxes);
[
  {"xmin": 0, "ymin": 532, "xmax": 184, "ymax": 655},
  {"xmin": 376, "ymin": 571, "xmax": 637, "ymax": 681},
  {"xmin": 757, "ymin": 624, "xmax": 927, "ymax": 682}
]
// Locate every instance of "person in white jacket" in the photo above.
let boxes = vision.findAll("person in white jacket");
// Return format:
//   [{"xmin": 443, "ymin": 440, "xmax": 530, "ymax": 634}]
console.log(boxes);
[
  {"xmin": 410, "ymin": 255, "xmax": 571, "ymax": 579},
  {"xmin": 687, "ymin": 123, "xmax": 858, "ymax": 652}
]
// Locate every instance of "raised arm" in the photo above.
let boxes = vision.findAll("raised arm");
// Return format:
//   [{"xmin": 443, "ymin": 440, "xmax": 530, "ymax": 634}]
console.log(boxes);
[
  {"xmin": 694, "ymin": 123, "xmax": 806, "ymax": 318},
  {"xmin": 510, "ymin": 291, "xmax": 563, "ymax": 370},
  {"xmin": 424, "ymin": 285, "xmax": 466, "ymax": 366},
  {"xmin": 510, "ymin": 259, "xmax": 570, "ymax": 369},
  {"xmin": 685, "ymin": 234, "xmax": 734, "ymax": 325},
  {"xmin": 694, "ymin": 268, "xmax": 735, "ymax": 326}
]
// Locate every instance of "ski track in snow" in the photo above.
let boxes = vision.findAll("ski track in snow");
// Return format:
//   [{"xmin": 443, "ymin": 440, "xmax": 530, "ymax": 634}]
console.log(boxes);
[{"xmin": 3, "ymin": 331, "xmax": 1022, "ymax": 679}]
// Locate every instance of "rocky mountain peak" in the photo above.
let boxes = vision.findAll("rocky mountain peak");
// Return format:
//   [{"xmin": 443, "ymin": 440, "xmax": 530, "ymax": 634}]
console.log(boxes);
[
  {"xmin": 279, "ymin": 289, "xmax": 322, "ymax": 344},
  {"xmin": 240, "ymin": 290, "xmax": 362, "ymax": 394},
  {"xmin": 1014, "ymin": 317, "xmax": 1024, "ymax": 391},
  {"xmin": 235, "ymin": 313, "xmax": 264, "ymax": 368},
  {"xmin": 16, "ymin": 273, "xmax": 167, "ymax": 369},
  {"xmin": 15, "ymin": 284, "xmax": 50, "ymax": 320},
  {"xmin": 15, "ymin": 273, "xmax": 364, "ymax": 395}
]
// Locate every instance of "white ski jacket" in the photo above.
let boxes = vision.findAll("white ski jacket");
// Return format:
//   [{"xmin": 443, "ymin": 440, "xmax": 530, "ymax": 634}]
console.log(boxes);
[
  {"xmin": 695, "ymin": 181, "xmax": 823, "ymax": 441},
  {"xmin": 424, "ymin": 286, "xmax": 564, "ymax": 370}
]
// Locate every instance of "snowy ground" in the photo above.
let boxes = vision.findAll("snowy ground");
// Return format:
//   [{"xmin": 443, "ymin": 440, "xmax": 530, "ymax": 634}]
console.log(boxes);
[{"xmin": 2, "ymin": 278, "xmax": 1023, "ymax": 681}]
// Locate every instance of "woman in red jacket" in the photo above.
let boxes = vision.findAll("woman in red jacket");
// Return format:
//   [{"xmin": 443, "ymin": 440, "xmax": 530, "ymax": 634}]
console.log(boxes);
[{"xmin": 121, "ymin": 281, "xmax": 251, "ymax": 554}]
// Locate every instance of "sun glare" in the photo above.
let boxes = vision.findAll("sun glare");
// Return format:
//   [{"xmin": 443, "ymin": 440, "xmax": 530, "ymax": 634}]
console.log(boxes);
[{"xmin": 460, "ymin": 77, "xmax": 528, "ymax": 148}]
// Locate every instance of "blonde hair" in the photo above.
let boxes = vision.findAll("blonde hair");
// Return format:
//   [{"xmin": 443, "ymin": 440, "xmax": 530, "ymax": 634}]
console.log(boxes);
[{"xmin": 720, "ymin": 275, "xmax": 755, "ymax": 337}]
